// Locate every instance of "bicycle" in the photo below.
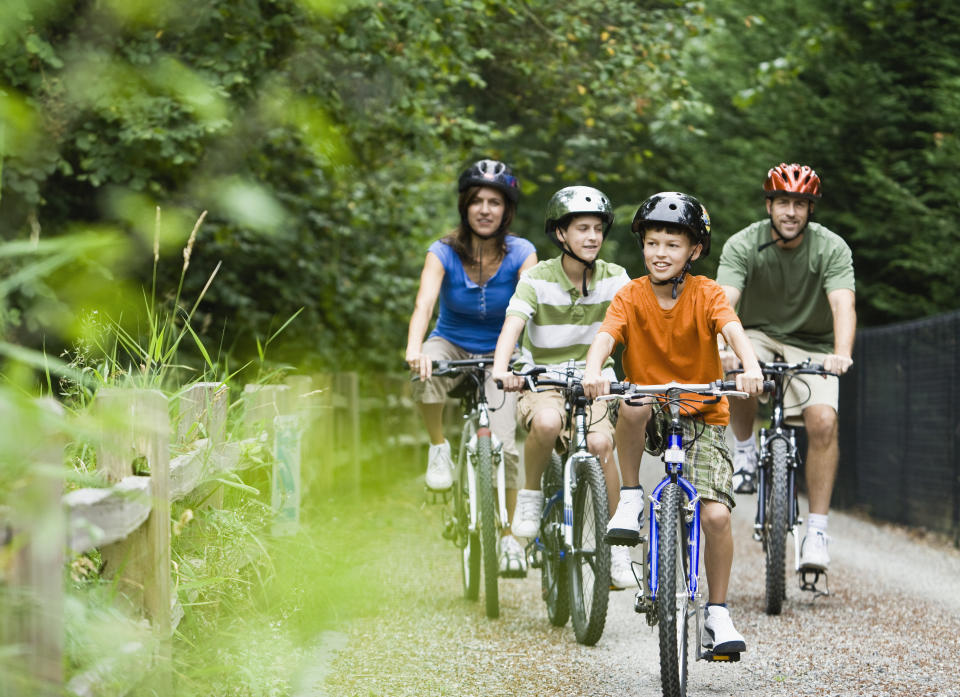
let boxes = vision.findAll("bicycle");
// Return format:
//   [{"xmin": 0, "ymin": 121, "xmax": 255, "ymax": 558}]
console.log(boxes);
[
  {"xmin": 605, "ymin": 379, "xmax": 771, "ymax": 697},
  {"xmin": 515, "ymin": 363, "xmax": 611, "ymax": 646},
  {"xmin": 728, "ymin": 359, "xmax": 838, "ymax": 614},
  {"xmin": 415, "ymin": 358, "xmax": 509, "ymax": 619}
]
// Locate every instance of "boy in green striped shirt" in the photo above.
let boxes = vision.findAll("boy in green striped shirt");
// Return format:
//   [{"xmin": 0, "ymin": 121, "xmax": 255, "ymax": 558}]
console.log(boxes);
[{"xmin": 492, "ymin": 185, "xmax": 634, "ymax": 589}]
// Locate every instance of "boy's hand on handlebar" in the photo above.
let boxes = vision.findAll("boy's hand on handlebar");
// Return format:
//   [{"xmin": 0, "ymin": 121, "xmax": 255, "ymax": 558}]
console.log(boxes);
[
  {"xmin": 735, "ymin": 366, "xmax": 765, "ymax": 396},
  {"xmin": 822, "ymin": 354, "xmax": 853, "ymax": 375},
  {"xmin": 494, "ymin": 371, "xmax": 525, "ymax": 392},
  {"xmin": 582, "ymin": 371, "xmax": 609, "ymax": 401}
]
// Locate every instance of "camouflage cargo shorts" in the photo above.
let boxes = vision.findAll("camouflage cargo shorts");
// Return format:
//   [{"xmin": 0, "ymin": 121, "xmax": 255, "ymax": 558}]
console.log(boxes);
[{"xmin": 645, "ymin": 411, "xmax": 735, "ymax": 511}]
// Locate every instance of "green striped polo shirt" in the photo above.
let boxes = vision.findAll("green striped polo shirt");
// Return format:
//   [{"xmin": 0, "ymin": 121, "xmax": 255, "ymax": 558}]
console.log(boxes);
[{"xmin": 506, "ymin": 256, "xmax": 630, "ymax": 376}]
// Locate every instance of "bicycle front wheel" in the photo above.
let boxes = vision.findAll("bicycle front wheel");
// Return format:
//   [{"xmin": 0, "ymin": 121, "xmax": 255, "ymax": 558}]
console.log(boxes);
[
  {"xmin": 455, "ymin": 448, "xmax": 480, "ymax": 601},
  {"xmin": 763, "ymin": 437, "xmax": 789, "ymax": 615},
  {"xmin": 541, "ymin": 453, "xmax": 569, "ymax": 627},
  {"xmin": 568, "ymin": 456, "xmax": 610, "ymax": 646},
  {"xmin": 657, "ymin": 482, "xmax": 689, "ymax": 697},
  {"xmin": 477, "ymin": 431, "xmax": 499, "ymax": 619}
]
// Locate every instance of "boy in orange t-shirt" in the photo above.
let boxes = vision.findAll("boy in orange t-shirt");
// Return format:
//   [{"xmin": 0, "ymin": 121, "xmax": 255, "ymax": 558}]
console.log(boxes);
[{"xmin": 583, "ymin": 191, "xmax": 763, "ymax": 654}]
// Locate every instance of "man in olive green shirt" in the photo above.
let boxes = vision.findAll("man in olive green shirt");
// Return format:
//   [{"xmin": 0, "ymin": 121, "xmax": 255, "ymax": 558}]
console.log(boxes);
[{"xmin": 716, "ymin": 163, "xmax": 855, "ymax": 572}]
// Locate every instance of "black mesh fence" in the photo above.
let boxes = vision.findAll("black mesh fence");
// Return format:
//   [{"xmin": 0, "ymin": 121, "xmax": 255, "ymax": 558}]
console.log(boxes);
[{"xmin": 837, "ymin": 310, "xmax": 960, "ymax": 544}]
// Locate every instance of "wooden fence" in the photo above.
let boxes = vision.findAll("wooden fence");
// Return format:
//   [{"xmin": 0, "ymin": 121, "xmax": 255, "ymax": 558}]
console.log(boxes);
[{"xmin": 0, "ymin": 371, "xmax": 426, "ymax": 697}]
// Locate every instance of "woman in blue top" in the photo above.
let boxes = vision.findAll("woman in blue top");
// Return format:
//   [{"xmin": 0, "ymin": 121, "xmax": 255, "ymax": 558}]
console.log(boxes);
[{"xmin": 406, "ymin": 158, "xmax": 537, "ymax": 575}]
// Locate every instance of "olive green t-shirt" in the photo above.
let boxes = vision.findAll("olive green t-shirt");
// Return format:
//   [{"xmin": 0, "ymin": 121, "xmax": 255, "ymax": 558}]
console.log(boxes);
[{"xmin": 715, "ymin": 220, "xmax": 855, "ymax": 353}]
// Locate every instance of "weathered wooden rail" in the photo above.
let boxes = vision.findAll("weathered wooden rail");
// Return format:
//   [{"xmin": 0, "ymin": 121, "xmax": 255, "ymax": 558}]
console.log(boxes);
[{"xmin": 0, "ymin": 371, "xmax": 426, "ymax": 697}]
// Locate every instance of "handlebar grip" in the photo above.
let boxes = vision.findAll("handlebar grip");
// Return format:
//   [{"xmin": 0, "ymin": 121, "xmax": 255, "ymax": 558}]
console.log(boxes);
[
  {"xmin": 609, "ymin": 382, "xmax": 628, "ymax": 395},
  {"xmin": 719, "ymin": 379, "xmax": 775, "ymax": 392}
]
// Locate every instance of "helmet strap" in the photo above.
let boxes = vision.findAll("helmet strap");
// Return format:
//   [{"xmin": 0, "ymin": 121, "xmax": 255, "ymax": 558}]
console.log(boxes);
[
  {"xmin": 555, "ymin": 228, "xmax": 595, "ymax": 296},
  {"xmin": 759, "ymin": 205, "xmax": 811, "ymax": 251},
  {"xmin": 650, "ymin": 258, "xmax": 693, "ymax": 299}
]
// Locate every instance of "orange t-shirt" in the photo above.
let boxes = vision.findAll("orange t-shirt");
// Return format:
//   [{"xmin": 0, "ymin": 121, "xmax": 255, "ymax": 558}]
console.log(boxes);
[{"xmin": 600, "ymin": 275, "xmax": 740, "ymax": 425}]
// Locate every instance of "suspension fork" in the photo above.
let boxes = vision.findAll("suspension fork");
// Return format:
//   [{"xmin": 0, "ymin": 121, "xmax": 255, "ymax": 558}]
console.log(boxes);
[
  {"xmin": 647, "ymin": 475, "xmax": 701, "ymax": 601},
  {"xmin": 562, "ymin": 402, "xmax": 589, "ymax": 548}
]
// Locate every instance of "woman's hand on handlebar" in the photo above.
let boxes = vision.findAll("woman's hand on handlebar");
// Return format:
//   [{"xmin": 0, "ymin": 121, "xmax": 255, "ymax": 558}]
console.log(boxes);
[
  {"xmin": 406, "ymin": 349, "xmax": 433, "ymax": 381},
  {"xmin": 582, "ymin": 371, "xmax": 609, "ymax": 401},
  {"xmin": 494, "ymin": 370, "xmax": 526, "ymax": 392}
]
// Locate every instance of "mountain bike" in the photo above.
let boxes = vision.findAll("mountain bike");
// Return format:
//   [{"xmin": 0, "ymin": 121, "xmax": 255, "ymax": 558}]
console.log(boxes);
[
  {"xmin": 606, "ymin": 380, "xmax": 770, "ymax": 697},
  {"xmin": 517, "ymin": 364, "xmax": 611, "ymax": 646},
  {"xmin": 416, "ymin": 358, "xmax": 509, "ymax": 619},
  {"xmin": 728, "ymin": 359, "xmax": 837, "ymax": 614}
]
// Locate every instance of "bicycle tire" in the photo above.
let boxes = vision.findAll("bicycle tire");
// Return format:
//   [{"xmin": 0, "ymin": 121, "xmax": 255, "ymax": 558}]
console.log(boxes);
[
  {"xmin": 477, "ymin": 431, "xmax": 499, "ymax": 619},
  {"xmin": 657, "ymin": 482, "xmax": 689, "ymax": 697},
  {"xmin": 568, "ymin": 456, "xmax": 610, "ymax": 646},
  {"xmin": 541, "ymin": 453, "xmax": 569, "ymax": 627},
  {"xmin": 763, "ymin": 437, "xmax": 789, "ymax": 615},
  {"xmin": 456, "ymin": 448, "xmax": 480, "ymax": 601}
]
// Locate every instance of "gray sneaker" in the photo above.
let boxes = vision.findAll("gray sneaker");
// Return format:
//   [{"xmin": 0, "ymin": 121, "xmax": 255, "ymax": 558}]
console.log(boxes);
[{"xmin": 799, "ymin": 530, "xmax": 830, "ymax": 570}]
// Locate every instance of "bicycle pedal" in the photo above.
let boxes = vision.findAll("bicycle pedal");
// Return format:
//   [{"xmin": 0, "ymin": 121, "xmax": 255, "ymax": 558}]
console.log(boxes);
[
  {"xmin": 699, "ymin": 648, "xmax": 740, "ymax": 663},
  {"xmin": 798, "ymin": 568, "xmax": 830, "ymax": 597},
  {"xmin": 603, "ymin": 529, "xmax": 641, "ymax": 547},
  {"xmin": 423, "ymin": 487, "xmax": 450, "ymax": 504}
]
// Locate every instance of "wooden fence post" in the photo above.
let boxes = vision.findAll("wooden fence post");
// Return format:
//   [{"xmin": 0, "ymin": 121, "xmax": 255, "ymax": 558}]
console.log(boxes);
[
  {"xmin": 271, "ymin": 376, "xmax": 311, "ymax": 534},
  {"xmin": 337, "ymin": 372, "xmax": 361, "ymax": 493},
  {"xmin": 2, "ymin": 399, "xmax": 65, "ymax": 697},
  {"xmin": 94, "ymin": 388, "xmax": 171, "ymax": 694},
  {"xmin": 312, "ymin": 373, "xmax": 335, "ymax": 491},
  {"xmin": 177, "ymin": 382, "xmax": 228, "ymax": 508}
]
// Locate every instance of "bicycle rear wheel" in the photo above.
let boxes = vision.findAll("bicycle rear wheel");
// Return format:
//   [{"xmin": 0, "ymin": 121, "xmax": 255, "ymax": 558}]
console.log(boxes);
[
  {"xmin": 657, "ymin": 482, "xmax": 689, "ymax": 697},
  {"xmin": 568, "ymin": 456, "xmax": 610, "ymax": 646},
  {"xmin": 763, "ymin": 437, "xmax": 789, "ymax": 615},
  {"xmin": 455, "ymin": 448, "xmax": 480, "ymax": 601},
  {"xmin": 477, "ymin": 431, "xmax": 499, "ymax": 619},
  {"xmin": 541, "ymin": 453, "xmax": 569, "ymax": 627}
]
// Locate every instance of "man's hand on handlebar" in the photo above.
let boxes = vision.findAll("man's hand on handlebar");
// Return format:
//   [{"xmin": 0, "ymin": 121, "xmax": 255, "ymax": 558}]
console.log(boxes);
[
  {"xmin": 720, "ymin": 348, "xmax": 740, "ymax": 375},
  {"xmin": 822, "ymin": 354, "xmax": 853, "ymax": 375}
]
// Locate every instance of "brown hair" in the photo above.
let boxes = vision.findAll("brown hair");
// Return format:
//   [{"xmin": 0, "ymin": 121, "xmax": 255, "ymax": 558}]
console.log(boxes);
[
  {"xmin": 638, "ymin": 222, "xmax": 699, "ymax": 247},
  {"xmin": 441, "ymin": 186, "xmax": 516, "ymax": 266}
]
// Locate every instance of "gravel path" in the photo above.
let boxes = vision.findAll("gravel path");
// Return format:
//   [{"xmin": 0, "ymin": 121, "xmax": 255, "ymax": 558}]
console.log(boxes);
[{"xmin": 309, "ymin": 466, "xmax": 960, "ymax": 697}]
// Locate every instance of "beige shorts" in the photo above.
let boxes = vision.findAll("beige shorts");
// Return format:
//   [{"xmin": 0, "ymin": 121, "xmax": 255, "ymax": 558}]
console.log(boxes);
[
  {"xmin": 745, "ymin": 329, "xmax": 839, "ymax": 422},
  {"xmin": 410, "ymin": 336, "xmax": 521, "ymax": 488},
  {"xmin": 517, "ymin": 388, "xmax": 616, "ymax": 451}
]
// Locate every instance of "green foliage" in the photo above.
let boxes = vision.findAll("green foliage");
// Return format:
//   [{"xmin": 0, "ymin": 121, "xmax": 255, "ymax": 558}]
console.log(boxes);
[{"xmin": 661, "ymin": 0, "xmax": 960, "ymax": 322}]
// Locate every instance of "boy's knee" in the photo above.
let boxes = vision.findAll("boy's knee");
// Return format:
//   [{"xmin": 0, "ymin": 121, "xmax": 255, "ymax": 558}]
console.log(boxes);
[
  {"xmin": 587, "ymin": 432, "xmax": 613, "ymax": 459},
  {"xmin": 530, "ymin": 408, "xmax": 563, "ymax": 437},
  {"xmin": 700, "ymin": 501, "xmax": 731, "ymax": 534}
]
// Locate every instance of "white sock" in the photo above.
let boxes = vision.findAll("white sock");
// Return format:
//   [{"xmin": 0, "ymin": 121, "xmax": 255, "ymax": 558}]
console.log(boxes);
[
  {"xmin": 733, "ymin": 434, "xmax": 755, "ymax": 451},
  {"xmin": 807, "ymin": 513, "xmax": 828, "ymax": 534}
]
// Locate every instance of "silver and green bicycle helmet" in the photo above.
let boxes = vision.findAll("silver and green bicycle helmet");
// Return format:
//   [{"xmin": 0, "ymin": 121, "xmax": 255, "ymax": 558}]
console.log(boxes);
[{"xmin": 543, "ymin": 185, "xmax": 614, "ymax": 296}]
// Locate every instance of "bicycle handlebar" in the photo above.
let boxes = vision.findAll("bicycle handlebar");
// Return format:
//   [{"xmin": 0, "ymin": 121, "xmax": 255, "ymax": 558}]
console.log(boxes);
[
  {"xmin": 727, "ymin": 360, "xmax": 837, "ymax": 379},
  {"xmin": 606, "ymin": 379, "xmax": 773, "ymax": 399},
  {"xmin": 407, "ymin": 358, "xmax": 494, "ymax": 381}
]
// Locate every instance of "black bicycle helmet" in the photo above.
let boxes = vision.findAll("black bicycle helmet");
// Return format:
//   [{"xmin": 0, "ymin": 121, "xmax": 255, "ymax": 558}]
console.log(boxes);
[
  {"xmin": 631, "ymin": 191, "xmax": 711, "ymax": 257},
  {"xmin": 458, "ymin": 159, "xmax": 520, "ymax": 203}
]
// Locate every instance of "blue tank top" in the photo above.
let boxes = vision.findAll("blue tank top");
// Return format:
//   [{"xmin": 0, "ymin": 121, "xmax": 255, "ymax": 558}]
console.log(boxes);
[{"xmin": 428, "ymin": 235, "xmax": 535, "ymax": 354}]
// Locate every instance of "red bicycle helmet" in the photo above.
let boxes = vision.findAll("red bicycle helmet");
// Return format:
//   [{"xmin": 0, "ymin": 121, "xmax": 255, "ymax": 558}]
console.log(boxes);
[{"xmin": 763, "ymin": 163, "xmax": 821, "ymax": 200}]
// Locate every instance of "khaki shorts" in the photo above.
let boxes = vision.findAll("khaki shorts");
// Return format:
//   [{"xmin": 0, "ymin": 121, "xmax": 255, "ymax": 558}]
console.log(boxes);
[
  {"xmin": 645, "ymin": 412, "xmax": 734, "ymax": 511},
  {"xmin": 410, "ymin": 336, "xmax": 521, "ymax": 489},
  {"xmin": 745, "ymin": 329, "xmax": 839, "ymax": 423},
  {"xmin": 517, "ymin": 388, "xmax": 616, "ymax": 451}
]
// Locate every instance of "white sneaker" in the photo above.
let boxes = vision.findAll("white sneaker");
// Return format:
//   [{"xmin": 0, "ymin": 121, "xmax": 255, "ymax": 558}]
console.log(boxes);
[
  {"xmin": 498, "ymin": 534, "xmax": 527, "ymax": 578},
  {"xmin": 732, "ymin": 446, "xmax": 758, "ymax": 494},
  {"xmin": 605, "ymin": 487, "xmax": 644, "ymax": 546},
  {"xmin": 609, "ymin": 545, "xmax": 635, "ymax": 590},
  {"xmin": 702, "ymin": 605, "xmax": 746, "ymax": 654},
  {"xmin": 425, "ymin": 441, "xmax": 453, "ymax": 491},
  {"xmin": 512, "ymin": 489, "xmax": 543, "ymax": 538},
  {"xmin": 799, "ymin": 530, "xmax": 830, "ymax": 570}
]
